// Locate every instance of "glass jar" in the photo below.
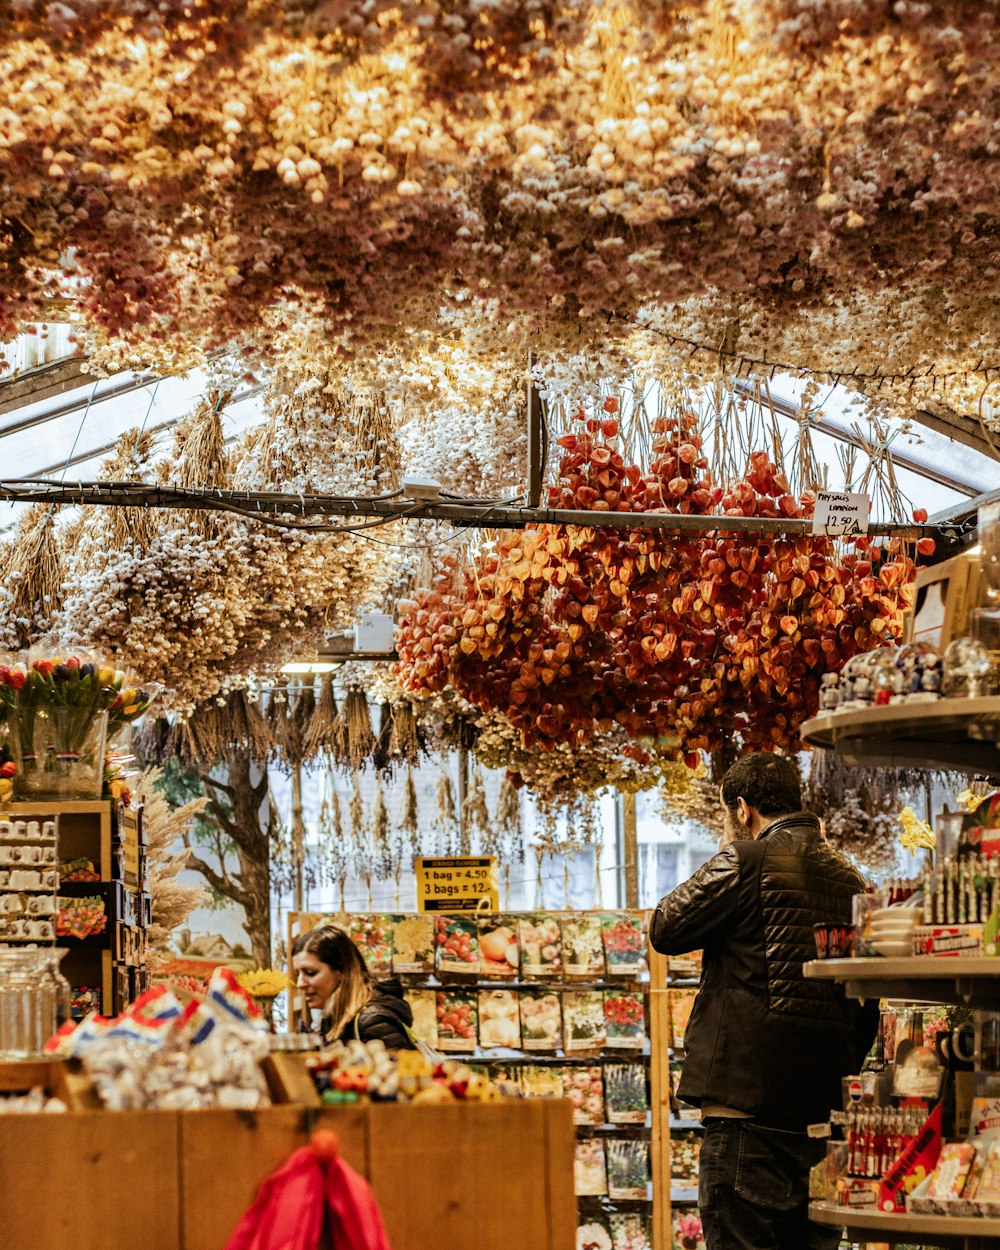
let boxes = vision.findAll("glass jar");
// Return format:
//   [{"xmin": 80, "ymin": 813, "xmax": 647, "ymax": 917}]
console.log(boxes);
[
  {"xmin": 0, "ymin": 948, "xmax": 58, "ymax": 1059},
  {"xmin": 9, "ymin": 707, "xmax": 108, "ymax": 799},
  {"xmin": 40, "ymin": 948, "xmax": 73, "ymax": 1033}
]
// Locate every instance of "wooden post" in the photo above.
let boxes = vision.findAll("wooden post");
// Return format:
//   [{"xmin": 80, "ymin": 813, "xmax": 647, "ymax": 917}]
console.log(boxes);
[
  {"xmin": 622, "ymin": 791, "xmax": 639, "ymax": 908},
  {"xmin": 648, "ymin": 945, "xmax": 673, "ymax": 1250},
  {"xmin": 458, "ymin": 743, "xmax": 470, "ymax": 854}
]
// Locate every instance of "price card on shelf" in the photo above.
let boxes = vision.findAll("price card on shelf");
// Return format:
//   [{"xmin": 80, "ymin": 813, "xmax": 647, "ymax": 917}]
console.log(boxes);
[
  {"xmin": 812, "ymin": 491, "xmax": 871, "ymax": 537},
  {"xmin": 414, "ymin": 855, "xmax": 499, "ymax": 912}
]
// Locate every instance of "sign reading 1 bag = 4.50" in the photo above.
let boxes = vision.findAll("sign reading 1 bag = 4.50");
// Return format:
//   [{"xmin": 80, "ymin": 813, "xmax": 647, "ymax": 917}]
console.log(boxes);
[{"xmin": 414, "ymin": 856, "xmax": 499, "ymax": 913}]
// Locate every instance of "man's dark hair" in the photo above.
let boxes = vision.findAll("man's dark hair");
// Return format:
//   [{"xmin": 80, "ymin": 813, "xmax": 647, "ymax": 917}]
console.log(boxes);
[{"xmin": 720, "ymin": 752, "xmax": 802, "ymax": 817}]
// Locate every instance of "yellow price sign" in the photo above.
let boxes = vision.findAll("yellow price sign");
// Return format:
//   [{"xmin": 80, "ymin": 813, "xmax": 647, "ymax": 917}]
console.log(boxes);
[{"xmin": 414, "ymin": 856, "xmax": 499, "ymax": 913}]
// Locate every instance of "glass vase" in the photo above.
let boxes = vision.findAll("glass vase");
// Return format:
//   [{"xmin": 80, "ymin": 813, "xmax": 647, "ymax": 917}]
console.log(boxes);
[
  {"xmin": 9, "ymin": 706, "xmax": 108, "ymax": 799},
  {"xmin": 0, "ymin": 948, "xmax": 60, "ymax": 1059}
]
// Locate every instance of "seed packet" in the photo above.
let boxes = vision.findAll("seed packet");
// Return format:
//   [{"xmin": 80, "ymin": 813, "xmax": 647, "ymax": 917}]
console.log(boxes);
[
  {"xmin": 404, "ymin": 990, "xmax": 438, "ymax": 1050},
  {"xmin": 609, "ymin": 1212, "xmax": 653, "ymax": 1250},
  {"xmin": 972, "ymin": 1139, "xmax": 1000, "ymax": 1200},
  {"xmin": 577, "ymin": 1220, "xmax": 613, "ymax": 1250},
  {"xmin": 563, "ymin": 990, "xmax": 607, "ymax": 1051},
  {"xmin": 561, "ymin": 914, "xmax": 605, "ymax": 978},
  {"xmin": 670, "ymin": 1132, "xmax": 702, "ymax": 1185},
  {"xmin": 668, "ymin": 950, "xmax": 702, "ymax": 983},
  {"xmin": 606, "ymin": 1137, "xmax": 649, "ymax": 1201},
  {"xmin": 434, "ymin": 915, "xmax": 479, "ymax": 974},
  {"xmin": 669, "ymin": 988, "xmax": 698, "ymax": 1051},
  {"xmin": 348, "ymin": 913, "xmax": 394, "ymax": 976},
  {"xmin": 478, "ymin": 989, "xmax": 521, "ymax": 1049},
  {"xmin": 601, "ymin": 912, "xmax": 647, "ymax": 975},
  {"xmin": 519, "ymin": 988, "xmax": 563, "ymax": 1051},
  {"xmin": 478, "ymin": 916, "xmax": 519, "ymax": 977},
  {"xmin": 518, "ymin": 913, "xmax": 563, "ymax": 976},
  {"xmin": 519, "ymin": 1066, "xmax": 564, "ymax": 1099},
  {"xmin": 671, "ymin": 1211, "xmax": 706, "ymax": 1250},
  {"xmin": 604, "ymin": 989, "xmax": 645, "ymax": 1049},
  {"xmin": 391, "ymin": 914, "xmax": 435, "ymax": 974},
  {"xmin": 435, "ymin": 990, "xmax": 478, "ymax": 1052},
  {"xmin": 563, "ymin": 1064, "xmax": 605, "ymax": 1125},
  {"xmin": 604, "ymin": 1063, "xmax": 648, "ymax": 1124},
  {"xmin": 574, "ymin": 1139, "xmax": 608, "ymax": 1196}
]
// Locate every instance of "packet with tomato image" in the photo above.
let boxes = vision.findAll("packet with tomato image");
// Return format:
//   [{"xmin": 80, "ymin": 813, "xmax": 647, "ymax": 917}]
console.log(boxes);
[
  {"xmin": 604, "ymin": 989, "xmax": 646, "ymax": 1050},
  {"xmin": 519, "ymin": 988, "xmax": 563, "ymax": 1051},
  {"xmin": 435, "ymin": 989, "xmax": 478, "ymax": 1052},
  {"xmin": 434, "ymin": 915, "xmax": 479, "ymax": 974},
  {"xmin": 518, "ymin": 913, "xmax": 563, "ymax": 977},
  {"xmin": 564, "ymin": 1064, "xmax": 605, "ymax": 1126},
  {"xmin": 477, "ymin": 915, "xmax": 519, "ymax": 977},
  {"xmin": 404, "ymin": 990, "xmax": 439, "ymax": 1050},
  {"xmin": 601, "ymin": 912, "xmax": 647, "ymax": 976},
  {"xmin": 563, "ymin": 990, "xmax": 607, "ymax": 1051},
  {"xmin": 349, "ymin": 913, "xmax": 394, "ymax": 976},
  {"xmin": 561, "ymin": 915, "xmax": 605, "ymax": 978}
]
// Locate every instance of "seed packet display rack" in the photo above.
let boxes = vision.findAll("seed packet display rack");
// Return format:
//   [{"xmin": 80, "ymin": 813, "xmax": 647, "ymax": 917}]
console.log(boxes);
[{"xmin": 289, "ymin": 909, "xmax": 676, "ymax": 1250}]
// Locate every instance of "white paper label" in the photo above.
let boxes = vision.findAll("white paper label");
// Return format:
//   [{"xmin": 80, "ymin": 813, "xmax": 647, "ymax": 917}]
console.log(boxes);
[
  {"xmin": 812, "ymin": 491, "xmax": 871, "ymax": 536},
  {"xmin": 807, "ymin": 1122, "xmax": 833, "ymax": 1138}
]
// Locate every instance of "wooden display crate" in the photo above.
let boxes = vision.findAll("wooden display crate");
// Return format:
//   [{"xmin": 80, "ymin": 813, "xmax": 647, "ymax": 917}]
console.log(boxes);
[
  {"xmin": 0, "ymin": 1100, "xmax": 576, "ymax": 1250},
  {"xmin": 0, "ymin": 1057, "xmax": 101, "ymax": 1111}
]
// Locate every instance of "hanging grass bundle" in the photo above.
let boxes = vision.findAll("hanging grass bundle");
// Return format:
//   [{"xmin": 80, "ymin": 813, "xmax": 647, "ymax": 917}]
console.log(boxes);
[
  {"xmin": 302, "ymin": 675, "xmax": 341, "ymax": 758},
  {"xmin": 435, "ymin": 766, "xmax": 459, "ymax": 855},
  {"xmin": 402, "ymin": 765, "xmax": 420, "ymax": 855},
  {"xmin": 344, "ymin": 686, "xmax": 376, "ymax": 771},
  {"xmin": 388, "ymin": 700, "xmax": 422, "ymax": 766},
  {"xmin": 4, "ymin": 505, "xmax": 64, "ymax": 648}
]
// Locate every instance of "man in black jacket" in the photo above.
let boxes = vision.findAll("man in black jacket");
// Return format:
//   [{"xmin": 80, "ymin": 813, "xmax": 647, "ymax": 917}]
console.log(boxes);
[{"xmin": 649, "ymin": 752, "xmax": 877, "ymax": 1250}]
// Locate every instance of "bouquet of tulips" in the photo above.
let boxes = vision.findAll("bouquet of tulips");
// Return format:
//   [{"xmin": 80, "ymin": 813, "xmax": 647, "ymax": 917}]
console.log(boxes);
[{"xmin": 0, "ymin": 648, "xmax": 160, "ymax": 798}]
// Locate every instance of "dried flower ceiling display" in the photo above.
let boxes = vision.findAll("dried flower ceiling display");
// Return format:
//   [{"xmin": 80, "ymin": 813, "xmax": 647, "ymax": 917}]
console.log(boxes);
[
  {"xmin": 0, "ymin": 0, "xmax": 998, "ymax": 415},
  {"xmin": 1, "ymin": 1, "xmax": 998, "ymax": 802}
]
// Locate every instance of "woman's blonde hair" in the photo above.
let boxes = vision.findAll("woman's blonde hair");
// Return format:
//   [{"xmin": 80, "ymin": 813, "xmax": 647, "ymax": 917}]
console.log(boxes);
[{"xmin": 292, "ymin": 925, "xmax": 374, "ymax": 1042}]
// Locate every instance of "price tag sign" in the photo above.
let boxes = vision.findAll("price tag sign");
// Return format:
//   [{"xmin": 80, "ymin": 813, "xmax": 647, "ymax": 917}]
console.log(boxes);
[
  {"xmin": 415, "ymin": 856, "xmax": 499, "ymax": 913},
  {"xmin": 812, "ymin": 491, "xmax": 871, "ymax": 537}
]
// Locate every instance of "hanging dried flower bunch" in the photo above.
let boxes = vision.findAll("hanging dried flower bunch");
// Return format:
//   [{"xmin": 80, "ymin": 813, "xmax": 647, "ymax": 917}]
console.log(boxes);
[
  {"xmin": 344, "ymin": 687, "xmax": 377, "ymax": 772},
  {"xmin": 435, "ymin": 766, "xmax": 459, "ymax": 856},
  {"xmin": 463, "ymin": 764, "xmax": 491, "ymax": 850},
  {"xmin": 303, "ymin": 676, "xmax": 341, "ymax": 759},
  {"xmin": 402, "ymin": 765, "xmax": 420, "ymax": 857}
]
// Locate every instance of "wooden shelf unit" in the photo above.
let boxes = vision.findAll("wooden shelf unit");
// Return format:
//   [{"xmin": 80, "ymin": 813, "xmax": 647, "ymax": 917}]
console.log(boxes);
[{"xmin": 803, "ymin": 956, "xmax": 1000, "ymax": 1007}]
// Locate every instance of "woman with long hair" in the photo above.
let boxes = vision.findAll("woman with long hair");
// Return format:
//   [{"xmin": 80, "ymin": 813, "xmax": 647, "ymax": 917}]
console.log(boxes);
[{"xmin": 291, "ymin": 925, "xmax": 415, "ymax": 1049}]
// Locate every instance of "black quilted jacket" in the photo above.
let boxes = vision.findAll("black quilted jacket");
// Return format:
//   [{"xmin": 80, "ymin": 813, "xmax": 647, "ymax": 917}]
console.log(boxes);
[
  {"xmin": 649, "ymin": 812, "xmax": 878, "ymax": 1129},
  {"xmin": 327, "ymin": 977, "xmax": 416, "ymax": 1050}
]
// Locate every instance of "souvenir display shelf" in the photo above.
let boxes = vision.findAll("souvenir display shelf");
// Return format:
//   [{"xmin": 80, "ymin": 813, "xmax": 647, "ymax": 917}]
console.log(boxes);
[
  {"xmin": 289, "ymin": 908, "xmax": 676, "ymax": 1250},
  {"xmin": 0, "ymin": 800, "xmax": 149, "ymax": 1018},
  {"xmin": 804, "ymin": 956, "xmax": 1000, "ymax": 1007},
  {"xmin": 799, "ymin": 698, "xmax": 1000, "ymax": 778},
  {"xmin": 800, "ymin": 662, "xmax": 1000, "ymax": 1247}
]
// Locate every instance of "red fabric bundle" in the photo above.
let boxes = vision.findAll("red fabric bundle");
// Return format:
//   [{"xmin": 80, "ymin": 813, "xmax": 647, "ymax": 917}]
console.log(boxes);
[{"xmin": 224, "ymin": 1130, "xmax": 392, "ymax": 1250}]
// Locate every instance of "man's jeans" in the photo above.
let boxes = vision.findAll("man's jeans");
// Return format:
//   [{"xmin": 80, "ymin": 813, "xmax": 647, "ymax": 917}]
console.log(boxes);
[{"xmin": 698, "ymin": 1119, "xmax": 842, "ymax": 1250}]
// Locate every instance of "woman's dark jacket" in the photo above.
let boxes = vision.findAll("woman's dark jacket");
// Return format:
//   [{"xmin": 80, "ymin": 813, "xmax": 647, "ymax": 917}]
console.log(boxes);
[
  {"xmin": 325, "ymin": 977, "xmax": 416, "ymax": 1050},
  {"xmin": 649, "ymin": 812, "xmax": 878, "ymax": 1130}
]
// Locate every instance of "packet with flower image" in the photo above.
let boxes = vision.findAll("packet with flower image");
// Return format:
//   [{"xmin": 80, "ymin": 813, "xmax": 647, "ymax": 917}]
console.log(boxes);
[
  {"xmin": 601, "ymin": 911, "xmax": 647, "ymax": 975},
  {"xmin": 563, "ymin": 990, "xmax": 607, "ymax": 1051},
  {"xmin": 669, "ymin": 1131, "xmax": 701, "ymax": 1185},
  {"xmin": 604, "ymin": 989, "xmax": 645, "ymax": 1050},
  {"xmin": 577, "ymin": 1220, "xmax": 613, "ymax": 1250},
  {"xmin": 609, "ymin": 1212, "xmax": 653, "ymax": 1250},
  {"xmin": 606, "ymin": 1137, "xmax": 650, "ymax": 1201},
  {"xmin": 519, "ymin": 988, "xmax": 563, "ymax": 1051},
  {"xmin": 477, "ymin": 915, "xmax": 519, "ymax": 977},
  {"xmin": 349, "ymin": 913, "xmax": 394, "ymax": 976},
  {"xmin": 434, "ymin": 914, "xmax": 479, "ymax": 974},
  {"xmin": 404, "ymin": 989, "xmax": 438, "ymax": 1050},
  {"xmin": 518, "ymin": 913, "xmax": 562, "ymax": 977},
  {"xmin": 435, "ymin": 989, "xmax": 477, "ymax": 1051},
  {"xmin": 574, "ymin": 1139, "xmax": 608, "ymax": 1196},
  {"xmin": 604, "ymin": 1063, "xmax": 649, "ymax": 1124},
  {"xmin": 671, "ymin": 1210, "xmax": 706, "ymax": 1250},
  {"xmin": 563, "ymin": 1064, "xmax": 605, "ymax": 1125},
  {"xmin": 560, "ymin": 914, "xmax": 605, "ymax": 978},
  {"xmin": 478, "ymin": 988, "xmax": 521, "ymax": 1049},
  {"xmin": 669, "ymin": 988, "xmax": 697, "ymax": 1051},
  {"xmin": 519, "ymin": 1065, "xmax": 564, "ymax": 1099},
  {"xmin": 390, "ymin": 914, "xmax": 435, "ymax": 974}
]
